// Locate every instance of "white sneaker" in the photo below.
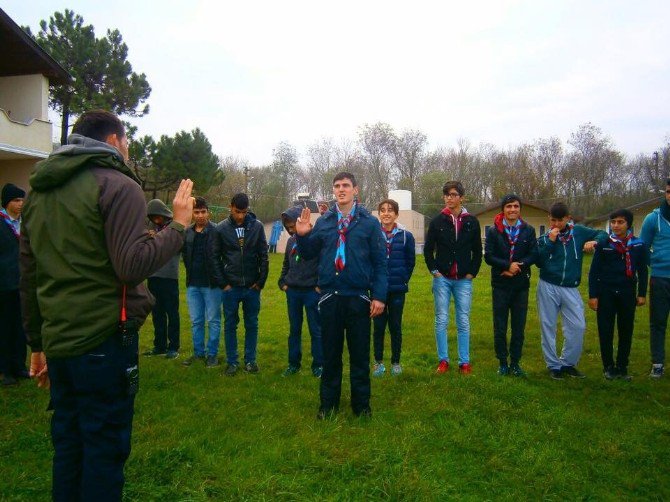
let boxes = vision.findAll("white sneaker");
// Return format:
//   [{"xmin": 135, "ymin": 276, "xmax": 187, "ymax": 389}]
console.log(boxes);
[{"xmin": 391, "ymin": 363, "xmax": 402, "ymax": 376}]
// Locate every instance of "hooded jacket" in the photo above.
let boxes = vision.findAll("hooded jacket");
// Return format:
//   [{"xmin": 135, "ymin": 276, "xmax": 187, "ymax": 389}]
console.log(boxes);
[
  {"xmin": 381, "ymin": 223, "xmax": 416, "ymax": 293},
  {"xmin": 20, "ymin": 134, "xmax": 185, "ymax": 358},
  {"xmin": 147, "ymin": 199, "xmax": 180, "ymax": 280},
  {"xmin": 296, "ymin": 204, "xmax": 387, "ymax": 301},
  {"xmin": 208, "ymin": 211, "xmax": 269, "ymax": 289},
  {"xmin": 278, "ymin": 206, "xmax": 319, "ymax": 289},
  {"xmin": 484, "ymin": 213, "xmax": 538, "ymax": 288},
  {"xmin": 536, "ymin": 223, "xmax": 606, "ymax": 287},
  {"xmin": 640, "ymin": 207, "xmax": 670, "ymax": 278}
]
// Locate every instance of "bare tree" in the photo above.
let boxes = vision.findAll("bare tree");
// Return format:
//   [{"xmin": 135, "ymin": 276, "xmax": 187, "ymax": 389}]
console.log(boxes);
[
  {"xmin": 393, "ymin": 128, "xmax": 427, "ymax": 193},
  {"xmin": 358, "ymin": 122, "xmax": 397, "ymax": 205}
]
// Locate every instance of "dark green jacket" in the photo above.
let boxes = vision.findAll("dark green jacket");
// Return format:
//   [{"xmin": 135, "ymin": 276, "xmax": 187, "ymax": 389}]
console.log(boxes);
[{"xmin": 20, "ymin": 134, "xmax": 185, "ymax": 358}]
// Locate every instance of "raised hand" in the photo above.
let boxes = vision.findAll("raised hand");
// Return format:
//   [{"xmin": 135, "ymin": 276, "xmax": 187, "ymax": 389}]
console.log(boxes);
[
  {"xmin": 295, "ymin": 207, "xmax": 313, "ymax": 236},
  {"xmin": 172, "ymin": 179, "xmax": 195, "ymax": 227}
]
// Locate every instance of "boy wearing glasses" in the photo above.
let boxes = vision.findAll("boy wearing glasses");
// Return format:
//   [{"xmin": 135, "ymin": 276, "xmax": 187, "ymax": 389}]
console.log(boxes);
[
  {"xmin": 640, "ymin": 179, "xmax": 670, "ymax": 378},
  {"xmin": 424, "ymin": 181, "xmax": 482, "ymax": 375}
]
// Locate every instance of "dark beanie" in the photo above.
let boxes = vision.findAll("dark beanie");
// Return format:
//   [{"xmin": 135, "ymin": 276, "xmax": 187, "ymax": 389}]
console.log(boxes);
[
  {"xmin": 500, "ymin": 193, "xmax": 522, "ymax": 211},
  {"xmin": 2, "ymin": 183, "xmax": 26, "ymax": 208}
]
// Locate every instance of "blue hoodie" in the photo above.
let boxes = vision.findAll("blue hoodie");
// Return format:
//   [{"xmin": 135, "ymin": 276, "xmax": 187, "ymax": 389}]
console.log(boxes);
[{"xmin": 640, "ymin": 207, "xmax": 670, "ymax": 278}]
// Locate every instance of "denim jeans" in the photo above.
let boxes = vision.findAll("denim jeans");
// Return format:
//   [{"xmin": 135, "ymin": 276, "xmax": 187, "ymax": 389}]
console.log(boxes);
[
  {"xmin": 286, "ymin": 288, "xmax": 323, "ymax": 368},
  {"xmin": 186, "ymin": 286, "xmax": 222, "ymax": 357},
  {"xmin": 48, "ymin": 328, "xmax": 138, "ymax": 501},
  {"xmin": 222, "ymin": 286, "xmax": 261, "ymax": 365},
  {"xmin": 433, "ymin": 276, "xmax": 472, "ymax": 364}
]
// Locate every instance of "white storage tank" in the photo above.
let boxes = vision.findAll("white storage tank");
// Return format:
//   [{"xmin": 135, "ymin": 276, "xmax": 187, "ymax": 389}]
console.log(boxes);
[{"xmin": 388, "ymin": 190, "xmax": 412, "ymax": 210}]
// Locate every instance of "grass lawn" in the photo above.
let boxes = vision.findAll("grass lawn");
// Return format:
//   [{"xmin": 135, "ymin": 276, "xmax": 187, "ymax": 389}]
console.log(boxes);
[{"xmin": 1, "ymin": 254, "xmax": 669, "ymax": 500}]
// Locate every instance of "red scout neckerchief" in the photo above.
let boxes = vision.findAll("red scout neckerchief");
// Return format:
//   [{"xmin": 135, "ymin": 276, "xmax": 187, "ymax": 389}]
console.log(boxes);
[
  {"xmin": 494, "ymin": 212, "xmax": 523, "ymax": 263},
  {"xmin": 0, "ymin": 211, "xmax": 19, "ymax": 239},
  {"xmin": 609, "ymin": 230, "xmax": 634, "ymax": 278},
  {"xmin": 334, "ymin": 202, "xmax": 357, "ymax": 272},
  {"xmin": 557, "ymin": 220, "xmax": 575, "ymax": 244},
  {"xmin": 382, "ymin": 223, "xmax": 399, "ymax": 258}
]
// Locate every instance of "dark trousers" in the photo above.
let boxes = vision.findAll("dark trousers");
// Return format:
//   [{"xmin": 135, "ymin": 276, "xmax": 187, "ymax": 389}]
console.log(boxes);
[
  {"xmin": 318, "ymin": 294, "xmax": 371, "ymax": 414},
  {"xmin": 649, "ymin": 276, "xmax": 670, "ymax": 364},
  {"xmin": 286, "ymin": 288, "xmax": 323, "ymax": 368},
  {"xmin": 0, "ymin": 289, "xmax": 27, "ymax": 377},
  {"xmin": 48, "ymin": 328, "xmax": 138, "ymax": 502},
  {"xmin": 492, "ymin": 285, "xmax": 529, "ymax": 365},
  {"xmin": 222, "ymin": 286, "xmax": 261, "ymax": 365},
  {"xmin": 596, "ymin": 285, "xmax": 636, "ymax": 371},
  {"xmin": 147, "ymin": 277, "xmax": 180, "ymax": 352},
  {"xmin": 372, "ymin": 291, "xmax": 405, "ymax": 364}
]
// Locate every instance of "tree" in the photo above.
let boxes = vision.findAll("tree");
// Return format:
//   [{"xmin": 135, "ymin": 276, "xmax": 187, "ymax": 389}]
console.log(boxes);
[
  {"xmin": 358, "ymin": 123, "xmax": 397, "ymax": 205},
  {"xmin": 392, "ymin": 129, "xmax": 427, "ymax": 193},
  {"xmin": 25, "ymin": 10, "xmax": 151, "ymax": 144}
]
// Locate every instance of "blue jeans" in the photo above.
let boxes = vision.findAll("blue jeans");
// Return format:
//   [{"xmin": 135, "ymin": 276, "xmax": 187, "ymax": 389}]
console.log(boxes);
[
  {"xmin": 222, "ymin": 286, "xmax": 261, "ymax": 365},
  {"xmin": 286, "ymin": 288, "xmax": 323, "ymax": 368},
  {"xmin": 186, "ymin": 286, "xmax": 222, "ymax": 357},
  {"xmin": 433, "ymin": 276, "xmax": 473, "ymax": 364}
]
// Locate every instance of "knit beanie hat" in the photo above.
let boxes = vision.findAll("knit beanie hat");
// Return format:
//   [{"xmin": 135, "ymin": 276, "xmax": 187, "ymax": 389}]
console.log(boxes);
[
  {"xmin": 2, "ymin": 183, "xmax": 26, "ymax": 208},
  {"xmin": 500, "ymin": 193, "xmax": 522, "ymax": 211}
]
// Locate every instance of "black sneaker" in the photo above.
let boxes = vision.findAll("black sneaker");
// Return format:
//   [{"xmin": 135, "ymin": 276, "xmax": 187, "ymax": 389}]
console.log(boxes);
[
  {"xmin": 603, "ymin": 367, "xmax": 617, "ymax": 380},
  {"xmin": 498, "ymin": 364, "xmax": 509, "ymax": 376},
  {"xmin": 165, "ymin": 350, "xmax": 179, "ymax": 360},
  {"xmin": 355, "ymin": 407, "xmax": 372, "ymax": 419},
  {"xmin": 282, "ymin": 365, "xmax": 300, "ymax": 377},
  {"xmin": 143, "ymin": 348, "xmax": 167, "ymax": 357},
  {"xmin": 510, "ymin": 364, "xmax": 527, "ymax": 378},
  {"xmin": 616, "ymin": 367, "xmax": 632, "ymax": 381},
  {"xmin": 312, "ymin": 366, "xmax": 323, "ymax": 378},
  {"xmin": 2, "ymin": 375, "xmax": 18, "ymax": 386},
  {"xmin": 244, "ymin": 362, "xmax": 259, "ymax": 374},
  {"xmin": 561, "ymin": 366, "xmax": 586, "ymax": 379},
  {"xmin": 224, "ymin": 364, "xmax": 239, "ymax": 376},
  {"xmin": 182, "ymin": 355, "xmax": 206, "ymax": 367},
  {"xmin": 206, "ymin": 356, "xmax": 220, "ymax": 368},
  {"xmin": 549, "ymin": 369, "xmax": 564, "ymax": 380}
]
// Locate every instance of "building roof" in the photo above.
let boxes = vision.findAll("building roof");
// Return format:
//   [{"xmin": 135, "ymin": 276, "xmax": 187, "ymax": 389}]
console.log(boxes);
[
  {"xmin": 472, "ymin": 200, "xmax": 549, "ymax": 217},
  {"xmin": 0, "ymin": 8, "xmax": 70, "ymax": 84},
  {"xmin": 583, "ymin": 196, "xmax": 663, "ymax": 225}
]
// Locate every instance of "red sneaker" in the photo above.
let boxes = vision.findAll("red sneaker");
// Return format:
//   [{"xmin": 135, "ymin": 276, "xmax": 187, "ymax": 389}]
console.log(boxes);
[
  {"xmin": 436, "ymin": 360, "xmax": 449, "ymax": 374},
  {"xmin": 459, "ymin": 363, "xmax": 472, "ymax": 375}
]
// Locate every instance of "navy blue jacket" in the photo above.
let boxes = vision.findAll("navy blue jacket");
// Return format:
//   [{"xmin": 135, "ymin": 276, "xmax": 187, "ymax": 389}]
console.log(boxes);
[
  {"xmin": 588, "ymin": 235, "xmax": 648, "ymax": 298},
  {"xmin": 484, "ymin": 215, "xmax": 537, "ymax": 288},
  {"xmin": 0, "ymin": 215, "xmax": 19, "ymax": 292},
  {"xmin": 296, "ymin": 205, "xmax": 388, "ymax": 301},
  {"xmin": 382, "ymin": 225, "xmax": 416, "ymax": 293}
]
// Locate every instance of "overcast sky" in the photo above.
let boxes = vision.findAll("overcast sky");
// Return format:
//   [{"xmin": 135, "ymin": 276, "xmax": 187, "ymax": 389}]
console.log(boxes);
[{"xmin": 5, "ymin": 0, "xmax": 669, "ymax": 165}]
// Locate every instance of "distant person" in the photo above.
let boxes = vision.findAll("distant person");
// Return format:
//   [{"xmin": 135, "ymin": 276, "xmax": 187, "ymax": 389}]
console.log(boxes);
[
  {"xmin": 484, "ymin": 194, "xmax": 537, "ymax": 377},
  {"xmin": 0, "ymin": 183, "xmax": 28, "ymax": 386},
  {"xmin": 182, "ymin": 197, "xmax": 222, "ymax": 368},
  {"xmin": 20, "ymin": 109, "xmax": 193, "ymax": 500},
  {"xmin": 209, "ymin": 193, "xmax": 269, "ymax": 375},
  {"xmin": 588, "ymin": 209, "xmax": 647, "ymax": 380},
  {"xmin": 278, "ymin": 206, "xmax": 323, "ymax": 377},
  {"xmin": 372, "ymin": 199, "xmax": 415, "ymax": 377},
  {"xmin": 144, "ymin": 199, "xmax": 181, "ymax": 359},
  {"xmin": 536, "ymin": 202, "xmax": 606, "ymax": 379},
  {"xmin": 639, "ymin": 179, "xmax": 670, "ymax": 378},
  {"xmin": 268, "ymin": 219, "xmax": 282, "ymax": 253},
  {"xmin": 295, "ymin": 172, "xmax": 387, "ymax": 419},
  {"xmin": 424, "ymin": 181, "xmax": 482, "ymax": 375}
]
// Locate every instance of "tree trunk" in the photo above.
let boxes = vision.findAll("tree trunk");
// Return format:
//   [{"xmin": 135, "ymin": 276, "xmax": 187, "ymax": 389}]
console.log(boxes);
[{"xmin": 60, "ymin": 106, "xmax": 70, "ymax": 145}]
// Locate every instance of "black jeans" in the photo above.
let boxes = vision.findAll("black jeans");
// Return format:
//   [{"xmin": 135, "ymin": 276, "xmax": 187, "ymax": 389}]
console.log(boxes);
[
  {"xmin": 492, "ymin": 285, "xmax": 529, "ymax": 365},
  {"xmin": 48, "ymin": 327, "xmax": 138, "ymax": 501},
  {"xmin": 0, "ymin": 289, "xmax": 27, "ymax": 377},
  {"xmin": 596, "ymin": 285, "xmax": 636, "ymax": 371},
  {"xmin": 649, "ymin": 276, "xmax": 670, "ymax": 364},
  {"xmin": 372, "ymin": 291, "xmax": 405, "ymax": 364},
  {"xmin": 147, "ymin": 277, "xmax": 180, "ymax": 352},
  {"xmin": 318, "ymin": 294, "xmax": 371, "ymax": 414}
]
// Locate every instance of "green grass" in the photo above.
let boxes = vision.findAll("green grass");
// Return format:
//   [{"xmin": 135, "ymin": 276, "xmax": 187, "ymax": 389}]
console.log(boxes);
[{"xmin": 1, "ymin": 254, "xmax": 669, "ymax": 500}]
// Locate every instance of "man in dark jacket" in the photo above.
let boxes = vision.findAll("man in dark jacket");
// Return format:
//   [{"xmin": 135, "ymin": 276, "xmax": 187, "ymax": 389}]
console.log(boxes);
[
  {"xmin": 278, "ymin": 205, "xmax": 323, "ymax": 377},
  {"xmin": 144, "ymin": 198, "xmax": 181, "ymax": 359},
  {"xmin": 424, "ymin": 181, "xmax": 482, "ymax": 375},
  {"xmin": 182, "ymin": 197, "xmax": 222, "ymax": 368},
  {"xmin": 295, "ymin": 172, "xmax": 387, "ymax": 419},
  {"xmin": 484, "ymin": 194, "xmax": 537, "ymax": 377},
  {"xmin": 209, "ymin": 193, "xmax": 269, "ymax": 375},
  {"xmin": 20, "ymin": 110, "xmax": 193, "ymax": 500},
  {"xmin": 0, "ymin": 183, "xmax": 28, "ymax": 386}
]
